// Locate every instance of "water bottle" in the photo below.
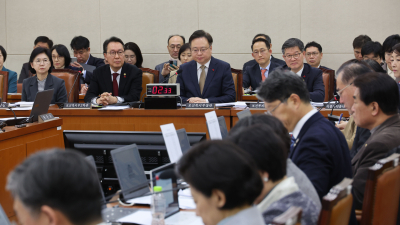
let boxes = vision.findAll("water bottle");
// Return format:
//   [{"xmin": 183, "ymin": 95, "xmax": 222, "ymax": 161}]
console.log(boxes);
[{"xmin": 151, "ymin": 186, "xmax": 166, "ymax": 225}]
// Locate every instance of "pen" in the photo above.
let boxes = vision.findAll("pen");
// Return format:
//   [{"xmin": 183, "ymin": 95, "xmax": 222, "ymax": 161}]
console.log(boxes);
[{"xmin": 338, "ymin": 113, "xmax": 343, "ymax": 123}]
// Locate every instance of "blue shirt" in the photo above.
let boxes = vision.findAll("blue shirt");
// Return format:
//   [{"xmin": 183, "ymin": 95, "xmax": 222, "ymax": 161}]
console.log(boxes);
[{"xmin": 1, "ymin": 66, "xmax": 17, "ymax": 93}]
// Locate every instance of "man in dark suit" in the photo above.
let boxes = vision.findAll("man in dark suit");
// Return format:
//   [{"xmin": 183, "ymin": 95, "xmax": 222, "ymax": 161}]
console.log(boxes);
[
  {"xmin": 242, "ymin": 34, "xmax": 285, "ymax": 71},
  {"xmin": 18, "ymin": 36, "xmax": 53, "ymax": 83},
  {"xmin": 281, "ymin": 38, "xmax": 325, "ymax": 102},
  {"xmin": 177, "ymin": 30, "xmax": 235, "ymax": 103},
  {"xmin": 155, "ymin": 35, "xmax": 185, "ymax": 83},
  {"xmin": 350, "ymin": 72, "xmax": 400, "ymax": 210},
  {"xmin": 243, "ymin": 38, "xmax": 284, "ymax": 90},
  {"xmin": 257, "ymin": 69, "xmax": 352, "ymax": 199},
  {"xmin": 84, "ymin": 37, "xmax": 142, "ymax": 105}
]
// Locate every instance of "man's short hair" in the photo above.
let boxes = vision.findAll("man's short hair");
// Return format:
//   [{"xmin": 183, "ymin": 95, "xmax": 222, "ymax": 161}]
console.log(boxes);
[
  {"xmin": 251, "ymin": 38, "xmax": 270, "ymax": 51},
  {"xmin": 70, "ymin": 36, "xmax": 90, "ymax": 50},
  {"xmin": 336, "ymin": 59, "xmax": 373, "ymax": 83},
  {"xmin": 257, "ymin": 69, "xmax": 310, "ymax": 103},
  {"xmin": 353, "ymin": 72, "xmax": 399, "ymax": 115},
  {"xmin": 167, "ymin": 35, "xmax": 185, "ymax": 44},
  {"xmin": 34, "ymin": 36, "xmax": 53, "ymax": 49},
  {"xmin": 252, "ymin": 34, "xmax": 271, "ymax": 44},
  {"xmin": 361, "ymin": 41, "xmax": 383, "ymax": 59},
  {"xmin": 382, "ymin": 34, "xmax": 400, "ymax": 53},
  {"xmin": 0, "ymin": 45, "xmax": 7, "ymax": 62},
  {"xmin": 281, "ymin": 38, "xmax": 304, "ymax": 54},
  {"xmin": 305, "ymin": 41, "xmax": 322, "ymax": 53},
  {"xmin": 189, "ymin": 30, "xmax": 213, "ymax": 46},
  {"xmin": 103, "ymin": 36, "xmax": 124, "ymax": 53},
  {"xmin": 6, "ymin": 149, "xmax": 103, "ymax": 225},
  {"xmin": 353, "ymin": 35, "xmax": 372, "ymax": 49}
]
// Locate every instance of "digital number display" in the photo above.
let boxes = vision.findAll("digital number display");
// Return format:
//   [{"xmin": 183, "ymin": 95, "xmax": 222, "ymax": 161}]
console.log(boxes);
[{"xmin": 146, "ymin": 84, "xmax": 179, "ymax": 96}]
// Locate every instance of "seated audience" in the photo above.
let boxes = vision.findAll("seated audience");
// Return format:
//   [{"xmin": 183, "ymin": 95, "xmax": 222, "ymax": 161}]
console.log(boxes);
[
  {"xmin": 177, "ymin": 30, "xmax": 235, "ymax": 103},
  {"xmin": 177, "ymin": 140, "xmax": 264, "ymax": 225},
  {"xmin": 22, "ymin": 47, "xmax": 67, "ymax": 103},
  {"xmin": 168, "ymin": 43, "xmax": 192, "ymax": 83},
  {"xmin": 124, "ymin": 42, "xmax": 143, "ymax": 68},
  {"xmin": 0, "ymin": 45, "xmax": 17, "ymax": 93},
  {"xmin": 18, "ymin": 36, "xmax": 53, "ymax": 83},
  {"xmin": 257, "ymin": 69, "xmax": 352, "ymax": 199},
  {"xmin": 242, "ymin": 34, "xmax": 285, "ymax": 71},
  {"xmin": 229, "ymin": 124, "xmax": 319, "ymax": 224},
  {"xmin": 392, "ymin": 43, "xmax": 400, "ymax": 82},
  {"xmin": 304, "ymin": 41, "xmax": 331, "ymax": 70},
  {"xmin": 155, "ymin": 35, "xmax": 185, "ymax": 82},
  {"xmin": 228, "ymin": 114, "xmax": 321, "ymax": 212},
  {"xmin": 281, "ymin": 38, "xmax": 325, "ymax": 102},
  {"xmin": 353, "ymin": 35, "xmax": 372, "ymax": 61},
  {"xmin": 382, "ymin": 34, "xmax": 400, "ymax": 79},
  {"xmin": 243, "ymin": 38, "xmax": 283, "ymax": 91},
  {"xmin": 84, "ymin": 37, "xmax": 142, "ymax": 105},
  {"xmin": 351, "ymin": 72, "xmax": 400, "ymax": 209},
  {"xmin": 361, "ymin": 41, "xmax": 385, "ymax": 68},
  {"xmin": 6, "ymin": 149, "xmax": 103, "ymax": 225}
]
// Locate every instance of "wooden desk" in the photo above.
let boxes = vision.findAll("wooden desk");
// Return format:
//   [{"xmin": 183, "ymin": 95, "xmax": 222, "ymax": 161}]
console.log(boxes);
[
  {"xmin": 0, "ymin": 119, "xmax": 64, "ymax": 219},
  {"xmin": 242, "ymin": 95, "xmax": 258, "ymax": 101},
  {"xmin": 7, "ymin": 94, "xmax": 86, "ymax": 103}
]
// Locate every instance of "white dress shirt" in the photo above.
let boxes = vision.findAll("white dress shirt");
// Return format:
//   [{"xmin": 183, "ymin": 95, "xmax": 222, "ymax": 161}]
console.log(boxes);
[
  {"xmin": 91, "ymin": 67, "xmax": 124, "ymax": 104},
  {"xmin": 292, "ymin": 108, "xmax": 318, "ymax": 139},
  {"xmin": 195, "ymin": 59, "xmax": 211, "ymax": 103},
  {"xmin": 295, "ymin": 65, "xmax": 304, "ymax": 77}
]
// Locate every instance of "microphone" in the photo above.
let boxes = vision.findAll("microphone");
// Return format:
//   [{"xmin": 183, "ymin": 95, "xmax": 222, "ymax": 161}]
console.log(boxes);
[
  {"xmin": 327, "ymin": 95, "xmax": 341, "ymax": 121},
  {"xmin": 66, "ymin": 71, "xmax": 82, "ymax": 103},
  {"xmin": 163, "ymin": 69, "xmax": 183, "ymax": 83},
  {"xmin": 4, "ymin": 107, "xmax": 26, "ymax": 126}
]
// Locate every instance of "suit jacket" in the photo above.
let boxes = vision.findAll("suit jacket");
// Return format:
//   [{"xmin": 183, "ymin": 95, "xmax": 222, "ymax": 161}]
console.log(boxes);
[
  {"xmin": 2, "ymin": 66, "xmax": 17, "ymax": 93},
  {"xmin": 283, "ymin": 63, "xmax": 325, "ymax": 102},
  {"xmin": 84, "ymin": 63, "xmax": 142, "ymax": 103},
  {"xmin": 242, "ymin": 55, "xmax": 285, "ymax": 71},
  {"xmin": 18, "ymin": 62, "xmax": 32, "ymax": 83},
  {"xmin": 155, "ymin": 61, "xmax": 169, "ymax": 83},
  {"xmin": 87, "ymin": 54, "xmax": 105, "ymax": 68},
  {"xmin": 242, "ymin": 57, "xmax": 284, "ymax": 90},
  {"xmin": 351, "ymin": 115, "xmax": 400, "ymax": 210},
  {"xmin": 289, "ymin": 112, "xmax": 352, "ymax": 199},
  {"xmin": 350, "ymin": 126, "xmax": 371, "ymax": 159},
  {"xmin": 177, "ymin": 57, "xmax": 236, "ymax": 103},
  {"xmin": 21, "ymin": 74, "xmax": 67, "ymax": 103}
]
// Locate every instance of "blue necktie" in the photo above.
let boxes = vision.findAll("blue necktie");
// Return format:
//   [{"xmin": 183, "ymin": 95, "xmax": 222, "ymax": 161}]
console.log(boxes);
[{"xmin": 290, "ymin": 135, "xmax": 296, "ymax": 151}]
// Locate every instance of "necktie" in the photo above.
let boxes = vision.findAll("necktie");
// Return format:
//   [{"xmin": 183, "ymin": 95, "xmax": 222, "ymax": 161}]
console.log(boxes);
[
  {"xmin": 199, "ymin": 65, "xmax": 206, "ymax": 94},
  {"xmin": 290, "ymin": 135, "xmax": 296, "ymax": 152},
  {"xmin": 112, "ymin": 73, "xmax": 119, "ymax": 96},
  {"xmin": 261, "ymin": 69, "xmax": 268, "ymax": 81}
]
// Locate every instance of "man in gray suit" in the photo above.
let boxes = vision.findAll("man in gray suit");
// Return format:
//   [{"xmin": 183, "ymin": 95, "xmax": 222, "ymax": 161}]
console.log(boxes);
[
  {"xmin": 155, "ymin": 35, "xmax": 185, "ymax": 82},
  {"xmin": 351, "ymin": 72, "xmax": 400, "ymax": 209}
]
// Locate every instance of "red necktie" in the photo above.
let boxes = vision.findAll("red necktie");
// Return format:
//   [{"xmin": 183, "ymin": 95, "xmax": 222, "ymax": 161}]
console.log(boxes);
[
  {"xmin": 112, "ymin": 73, "xmax": 119, "ymax": 96},
  {"xmin": 261, "ymin": 69, "xmax": 268, "ymax": 81}
]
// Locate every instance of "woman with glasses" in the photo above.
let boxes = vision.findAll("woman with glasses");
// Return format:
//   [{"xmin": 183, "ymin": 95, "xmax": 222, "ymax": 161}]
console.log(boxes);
[
  {"xmin": 168, "ymin": 43, "xmax": 192, "ymax": 83},
  {"xmin": 124, "ymin": 42, "xmax": 143, "ymax": 68},
  {"xmin": 21, "ymin": 47, "xmax": 67, "ymax": 103}
]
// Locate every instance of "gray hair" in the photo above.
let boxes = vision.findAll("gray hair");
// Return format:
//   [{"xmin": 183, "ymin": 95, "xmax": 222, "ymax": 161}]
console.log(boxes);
[
  {"xmin": 336, "ymin": 60, "xmax": 373, "ymax": 83},
  {"xmin": 281, "ymin": 38, "xmax": 304, "ymax": 54}
]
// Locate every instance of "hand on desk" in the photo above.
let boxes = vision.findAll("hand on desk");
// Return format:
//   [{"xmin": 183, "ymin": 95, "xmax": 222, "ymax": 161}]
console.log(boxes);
[
  {"xmin": 96, "ymin": 92, "xmax": 118, "ymax": 106},
  {"xmin": 335, "ymin": 120, "xmax": 348, "ymax": 130},
  {"xmin": 187, "ymin": 97, "xmax": 207, "ymax": 103}
]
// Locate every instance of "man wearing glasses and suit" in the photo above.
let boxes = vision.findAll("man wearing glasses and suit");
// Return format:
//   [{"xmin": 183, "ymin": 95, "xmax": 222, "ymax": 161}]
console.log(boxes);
[
  {"xmin": 84, "ymin": 37, "xmax": 142, "ymax": 105},
  {"xmin": 177, "ymin": 30, "xmax": 236, "ymax": 103}
]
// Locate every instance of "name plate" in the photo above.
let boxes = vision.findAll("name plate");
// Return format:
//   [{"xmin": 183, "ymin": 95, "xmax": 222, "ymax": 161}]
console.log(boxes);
[
  {"xmin": 63, "ymin": 103, "xmax": 91, "ymax": 109},
  {"xmin": 0, "ymin": 103, "xmax": 9, "ymax": 109},
  {"xmin": 249, "ymin": 103, "xmax": 265, "ymax": 109},
  {"xmin": 324, "ymin": 103, "xmax": 346, "ymax": 109},
  {"xmin": 38, "ymin": 113, "xmax": 57, "ymax": 123},
  {"xmin": 186, "ymin": 103, "xmax": 215, "ymax": 109}
]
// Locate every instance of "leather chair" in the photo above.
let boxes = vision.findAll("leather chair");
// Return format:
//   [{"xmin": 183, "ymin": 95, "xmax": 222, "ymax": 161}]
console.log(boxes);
[
  {"xmin": 0, "ymin": 71, "xmax": 9, "ymax": 102},
  {"xmin": 231, "ymin": 68, "xmax": 243, "ymax": 101},
  {"xmin": 318, "ymin": 68, "xmax": 335, "ymax": 101},
  {"xmin": 271, "ymin": 206, "xmax": 302, "ymax": 225},
  {"xmin": 17, "ymin": 83, "xmax": 22, "ymax": 93},
  {"xmin": 51, "ymin": 69, "xmax": 80, "ymax": 103},
  {"xmin": 140, "ymin": 68, "xmax": 159, "ymax": 101},
  {"xmin": 358, "ymin": 153, "xmax": 400, "ymax": 225},
  {"xmin": 318, "ymin": 178, "xmax": 353, "ymax": 225}
]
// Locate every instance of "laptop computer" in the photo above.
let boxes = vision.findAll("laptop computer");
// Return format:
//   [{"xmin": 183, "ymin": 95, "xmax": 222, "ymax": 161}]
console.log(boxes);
[
  {"xmin": 29, "ymin": 89, "xmax": 54, "ymax": 122},
  {"xmin": 176, "ymin": 128, "xmax": 191, "ymax": 154},
  {"xmin": 236, "ymin": 108, "xmax": 252, "ymax": 120},
  {"xmin": 0, "ymin": 204, "xmax": 11, "ymax": 225}
]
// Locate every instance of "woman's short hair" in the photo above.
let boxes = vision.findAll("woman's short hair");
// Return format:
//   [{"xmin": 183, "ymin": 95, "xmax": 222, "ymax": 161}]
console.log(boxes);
[
  {"xmin": 28, "ymin": 47, "xmax": 53, "ymax": 74},
  {"xmin": 177, "ymin": 140, "xmax": 263, "ymax": 210},
  {"xmin": 51, "ymin": 44, "xmax": 72, "ymax": 68},
  {"xmin": 0, "ymin": 45, "xmax": 7, "ymax": 62},
  {"xmin": 124, "ymin": 42, "xmax": 143, "ymax": 68},
  {"xmin": 393, "ymin": 43, "xmax": 400, "ymax": 55},
  {"xmin": 178, "ymin": 43, "xmax": 191, "ymax": 61}
]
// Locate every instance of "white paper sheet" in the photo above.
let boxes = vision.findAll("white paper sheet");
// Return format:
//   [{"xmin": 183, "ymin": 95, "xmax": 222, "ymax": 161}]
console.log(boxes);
[
  {"xmin": 160, "ymin": 123, "xmax": 182, "ymax": 163},
  {"xmin": 0, "ymin": 117, "xmax": 28, "ymax": 121},
  {"xmin": 98, "ymin": 106, "xmax": 130, "ymax": 110},
  {"xmin": 14, "ymin": 102, "xmax": 34, "ymax": 107},
  {"xmin": 7, "ymin": 107, "xmax": 32, "ymax": 111},
  {"xmin": 117, "ymin": 210, "xmax": 152, "ymax": 224},
  {"xmin": 126, "ymin": 195, "xmax": 151, "ymax": 205},
  {"xmin": 165, "ymin": 211, "xmax": 204, "ymax": 225},
  {"xmin": 205, "ymin": 111, "xmax": 222, "ymax": 140}
]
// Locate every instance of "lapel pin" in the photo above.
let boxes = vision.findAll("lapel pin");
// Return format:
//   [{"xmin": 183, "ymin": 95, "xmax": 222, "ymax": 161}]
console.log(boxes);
[
  {"xmin": 303, "ymin": 76, "xmax": 306, "ymax": 78},
  {"xmin": 124, "ymin": 73, "xmax": 126, "ymax": 78},
  {"xmin": 212, "ymin": 69, "xmax": 215, "ymax": 71}
]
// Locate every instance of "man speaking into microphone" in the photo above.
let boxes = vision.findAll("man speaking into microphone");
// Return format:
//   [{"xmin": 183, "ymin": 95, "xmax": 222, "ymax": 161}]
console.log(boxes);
[{"xmin": 84, "ymin": 37, "xmax": 142, "ymax": 105}]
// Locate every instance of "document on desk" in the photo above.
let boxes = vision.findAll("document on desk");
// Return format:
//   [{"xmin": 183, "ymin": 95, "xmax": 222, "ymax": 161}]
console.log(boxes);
[
  {"xmin": 160, "ymin": 123, "xmax": 182, "ymax": 163},
  {"xmin": 7, "ymin": 107, "xmax": 32, "ymax": 111},
  {"xmin": 127, "ymin": 195, "xmax": 151, "ymax": 205},
  {"xmin": 98, "ymin": 105, "xmax": 130, "ymax": 110},
  {"xmin": 205, "ymin": 111, "xmax": 222, "ymax": 140},
  {"xmin": 117, "ymin": 210, "xmax": 152, "ymax": 224}
]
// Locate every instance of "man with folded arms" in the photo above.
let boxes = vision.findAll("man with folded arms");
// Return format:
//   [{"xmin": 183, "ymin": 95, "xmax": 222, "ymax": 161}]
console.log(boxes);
[
  {"xmin": 84, "ymin": 37, "xmax": 142, "ymax": 105},
  {"xmin": 350, "ymin": 72, "xmax": 400, "ymax": 209}
]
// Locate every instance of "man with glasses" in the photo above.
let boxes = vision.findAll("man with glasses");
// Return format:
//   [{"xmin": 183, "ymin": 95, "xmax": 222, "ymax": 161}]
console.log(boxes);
[
  {"xmin": 281, "ymin": 38, "xmax": 325, "ymax": 102},
  {"xmin": 243, "ymin": 38, "xmax": 285, "ymax": 91},
  {"xmin": 177, "ymin": 30, "xmax": 235, "ymax": 103},
  {"xmin": 304, "ymin": 41, "xmax": 331, "ymax": 70},
  {"xmin": 257, "ymin": 69, "xmax": 352, "ymax": 200},
  {"xmin": 84, "ymin": 37, "xmax": 142, "ymax": 105},
  {"xmin": 155, "ymin": 35, "xmax": 185, "ymax": 83}
]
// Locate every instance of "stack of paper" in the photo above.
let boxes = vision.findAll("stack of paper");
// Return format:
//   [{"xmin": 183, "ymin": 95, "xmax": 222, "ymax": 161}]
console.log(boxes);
[
  {"xmin": 178, "ymin": 188, "xmax": 196, "ymax": 209},
  {"xmin": 98, "ymin": 105, "xmax": 130, "ymax": 110}
]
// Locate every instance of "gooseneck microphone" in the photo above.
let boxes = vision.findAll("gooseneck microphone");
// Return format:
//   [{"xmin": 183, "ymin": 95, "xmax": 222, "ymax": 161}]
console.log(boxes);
[{"xmin": 163, "ymin": 69, "xmax": 183, "ymax": 83}]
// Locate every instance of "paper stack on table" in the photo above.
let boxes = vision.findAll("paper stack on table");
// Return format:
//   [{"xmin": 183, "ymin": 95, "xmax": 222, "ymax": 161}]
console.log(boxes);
[{"xmin": 178, "ymin": 188, "xmax": 196, "ymax": 210}]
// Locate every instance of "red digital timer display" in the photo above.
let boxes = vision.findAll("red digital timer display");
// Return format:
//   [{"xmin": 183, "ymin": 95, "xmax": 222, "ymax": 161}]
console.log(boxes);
[{"xmin": 146, "ymin": 84, "xmax": 178, "ymax": 96}]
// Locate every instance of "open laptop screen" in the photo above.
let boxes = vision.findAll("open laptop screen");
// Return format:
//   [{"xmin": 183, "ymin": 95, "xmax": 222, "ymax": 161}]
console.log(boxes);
[
  {"xmin": 85, "ymin": 155, "xmax": 107, "ymax": 209},
  {"xmin": 176, "ymin": 128, "xmax": 191, "ymax": 154},
  {"xmin": 217, "ymin": 116, "xmax": 228, "ymax": 139}
]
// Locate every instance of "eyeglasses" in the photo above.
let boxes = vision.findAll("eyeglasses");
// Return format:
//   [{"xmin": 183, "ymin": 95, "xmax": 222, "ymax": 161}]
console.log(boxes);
[
  {"xmin": 192, "ymin": 47, "xmax": 209, "ymax": 54},
  {"xmin": 34, "ymin": 59, "xmax": 50, "ymax": 64},
  {"xmin": 107, "ymin": 51, "xmax": 125, "ymax": 57},
  {"xmin": 337, "ymin": 82, "xmax": 353, "ymax": 97},
  {"xmin": 252, "ymin": 48, "xmax": 268, "ymax": 55},
  {"xmin": 125, "ymin": 55, "xmax": 136, "ymax": 59},
  {"xmin": 169, "ymin": 45, "xmax": 182, "ymax": 50},
  {"xmin": 305, "ymin": 52, "xmax": 319, "ymax": 57},
  {"xmin": 284, "ymin": 52, "xmax": 301, "ymax": 59},
  {"xmin": 52, "ymin": 55, "xmax": 64, "ymax": 60},
  {"xmin": 265, "ymin": 99, "xmax": 287, "ymax": 115}
]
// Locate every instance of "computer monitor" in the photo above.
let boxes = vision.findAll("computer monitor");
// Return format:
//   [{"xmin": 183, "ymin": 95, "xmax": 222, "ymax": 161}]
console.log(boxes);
[
  {"xmin": 29, "ymin": 89, "xmax": 54, "ymax": 122},
  {"xmin": 176, "ymin": 128, "xmax": 191, "ymax": 154}
]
